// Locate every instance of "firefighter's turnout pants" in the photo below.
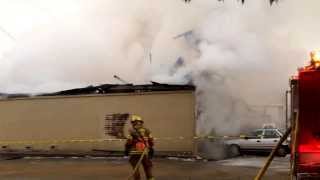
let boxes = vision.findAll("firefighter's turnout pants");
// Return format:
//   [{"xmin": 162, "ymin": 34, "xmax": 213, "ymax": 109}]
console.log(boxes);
[{"xmin": 129, "ymin": 153, "xmax": 153, "ymax": 180}]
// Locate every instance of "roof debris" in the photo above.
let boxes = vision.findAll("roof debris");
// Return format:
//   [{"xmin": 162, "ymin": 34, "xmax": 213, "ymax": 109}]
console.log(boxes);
[{"xmin": 40, "ymin": 83, "xmax": 195, "ymax": 96}]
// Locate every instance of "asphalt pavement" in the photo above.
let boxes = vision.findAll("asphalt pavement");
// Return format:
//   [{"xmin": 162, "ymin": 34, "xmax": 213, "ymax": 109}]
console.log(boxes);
[{"xmin": 0, "ymin": 156, "xmax": 290, "ymax": 180}]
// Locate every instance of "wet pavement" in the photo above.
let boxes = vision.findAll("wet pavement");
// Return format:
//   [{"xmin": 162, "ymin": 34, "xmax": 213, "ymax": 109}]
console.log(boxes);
[{"xmin": 0, "ymin": 156, "xmax": 290, "ymax": 180}]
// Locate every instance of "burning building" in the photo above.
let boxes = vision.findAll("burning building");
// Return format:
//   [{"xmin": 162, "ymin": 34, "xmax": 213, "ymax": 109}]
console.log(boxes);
[{"xmin": 0, "ymin": 83, "xmax": 196, "ymax": 157}]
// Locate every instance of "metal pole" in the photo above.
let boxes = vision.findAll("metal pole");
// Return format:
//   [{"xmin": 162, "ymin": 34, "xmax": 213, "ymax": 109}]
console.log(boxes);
[
  {"xmin": 113, "ymin": 75, "xmax": 129, "ymax": 84},
  {"xmin": 254, "ymin": 126, "xmax": 292, "ymax": 180}
]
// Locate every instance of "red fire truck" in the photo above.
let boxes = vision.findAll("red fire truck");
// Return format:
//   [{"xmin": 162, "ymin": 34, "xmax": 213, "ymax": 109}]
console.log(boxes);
[{"xmin": 290, "ymin": 50, "xmax": 320, "ymax": 179}]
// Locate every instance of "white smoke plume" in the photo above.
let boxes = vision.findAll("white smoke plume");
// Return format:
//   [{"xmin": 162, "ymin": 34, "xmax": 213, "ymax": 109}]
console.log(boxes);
[{"xmin": 0, "ymin": 0, "xmax": 319, "ymax": 135}]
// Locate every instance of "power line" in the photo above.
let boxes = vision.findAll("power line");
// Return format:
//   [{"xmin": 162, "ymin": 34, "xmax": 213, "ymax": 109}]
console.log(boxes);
[
  {"xmin": 184, "ymin": 0, "xmax": 279, "ymax": 5},
  {"xmin": 0, "ymin": 26, "xmax": 15, "ymax": 41}
]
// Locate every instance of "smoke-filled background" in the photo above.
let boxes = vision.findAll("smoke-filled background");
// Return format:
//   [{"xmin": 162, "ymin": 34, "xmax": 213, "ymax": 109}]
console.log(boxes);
[{"xmin": 0, "ymin": 0, "xmax": 318, "ymax": 135}]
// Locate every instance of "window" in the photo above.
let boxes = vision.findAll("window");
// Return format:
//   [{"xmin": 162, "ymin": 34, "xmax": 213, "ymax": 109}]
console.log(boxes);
[
  {"xmin": 250, "ymin": 130, "xmax": 263, "ymax": 137},
  {"xmin": 104, "ymin": 113, "xmax": 129, "ymax": 138},
  {"xmin": 264, "ymin": 130, "xmax": 279, "ymax": 138}
]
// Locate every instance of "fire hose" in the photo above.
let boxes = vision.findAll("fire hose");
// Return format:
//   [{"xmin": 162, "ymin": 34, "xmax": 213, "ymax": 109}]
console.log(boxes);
[{"xmin": 127, "ymin": 148, "xmax": 148, "ymax": 180}]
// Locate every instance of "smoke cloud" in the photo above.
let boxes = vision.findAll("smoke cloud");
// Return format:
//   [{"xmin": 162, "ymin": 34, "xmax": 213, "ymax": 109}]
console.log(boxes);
[{"xmin": 0, "ymin": 0, "xmax": 319, "ymax": 135}]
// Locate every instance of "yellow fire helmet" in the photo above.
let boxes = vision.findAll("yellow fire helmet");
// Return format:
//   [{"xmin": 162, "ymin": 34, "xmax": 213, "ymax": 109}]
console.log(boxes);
[{"xmin": 131, "ymin": 115, "xmax": 143, "ymax": 123}]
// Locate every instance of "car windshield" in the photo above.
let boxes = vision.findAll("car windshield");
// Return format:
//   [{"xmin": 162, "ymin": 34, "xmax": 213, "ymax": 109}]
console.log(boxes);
[{"xmin": 279, "ymin": 129, "xmax": 285, "ymax": 135}]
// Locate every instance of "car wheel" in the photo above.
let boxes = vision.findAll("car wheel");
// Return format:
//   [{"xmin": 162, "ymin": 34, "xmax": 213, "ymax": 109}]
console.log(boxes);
[
  {"xmin": 277, "ymin": 146, "xmax": 287, "ymax": 157},
  {"xmin": 229, "ymin": 144, "xmax": 240, "ymax": 157}
]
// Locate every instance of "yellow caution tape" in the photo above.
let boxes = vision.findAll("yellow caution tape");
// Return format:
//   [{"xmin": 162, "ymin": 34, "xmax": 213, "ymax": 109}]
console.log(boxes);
[{"xmin": 0, "ymin": 135, "xmax": 243, "ymax": 146}]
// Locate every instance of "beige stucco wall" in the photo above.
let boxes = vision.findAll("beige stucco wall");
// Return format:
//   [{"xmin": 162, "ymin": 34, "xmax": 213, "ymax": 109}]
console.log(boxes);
[{"xmin": 0, "ymin": 91, "xmax": 195, "ymax": 154}]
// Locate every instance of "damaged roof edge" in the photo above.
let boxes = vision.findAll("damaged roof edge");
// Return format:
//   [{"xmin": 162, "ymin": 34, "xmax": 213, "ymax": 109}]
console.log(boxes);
[{"xmin": 37, "ymin": 82, "xmax": 196, "ymax": 97}]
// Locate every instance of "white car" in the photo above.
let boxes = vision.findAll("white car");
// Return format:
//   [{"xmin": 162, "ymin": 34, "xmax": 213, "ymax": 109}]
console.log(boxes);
[{"xmin": 225, "ymin": 128, "xmax": 290, "ymax": 157}]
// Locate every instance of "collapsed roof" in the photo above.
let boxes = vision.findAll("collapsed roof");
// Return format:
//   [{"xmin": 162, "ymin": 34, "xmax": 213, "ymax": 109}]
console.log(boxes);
[
  {"xmin": 0, "ymin": 83, "xmax": 195, "ymax": 99},
  {"xmin": 39, "ymin": 82, "xmax": 195, "ymax": 97}
]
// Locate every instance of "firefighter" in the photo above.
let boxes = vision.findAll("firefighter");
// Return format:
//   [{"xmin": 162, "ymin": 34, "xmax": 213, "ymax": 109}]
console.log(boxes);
[{"xmin": 125, "ymin": 115, "xmax": 154, "ymax": 180}]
